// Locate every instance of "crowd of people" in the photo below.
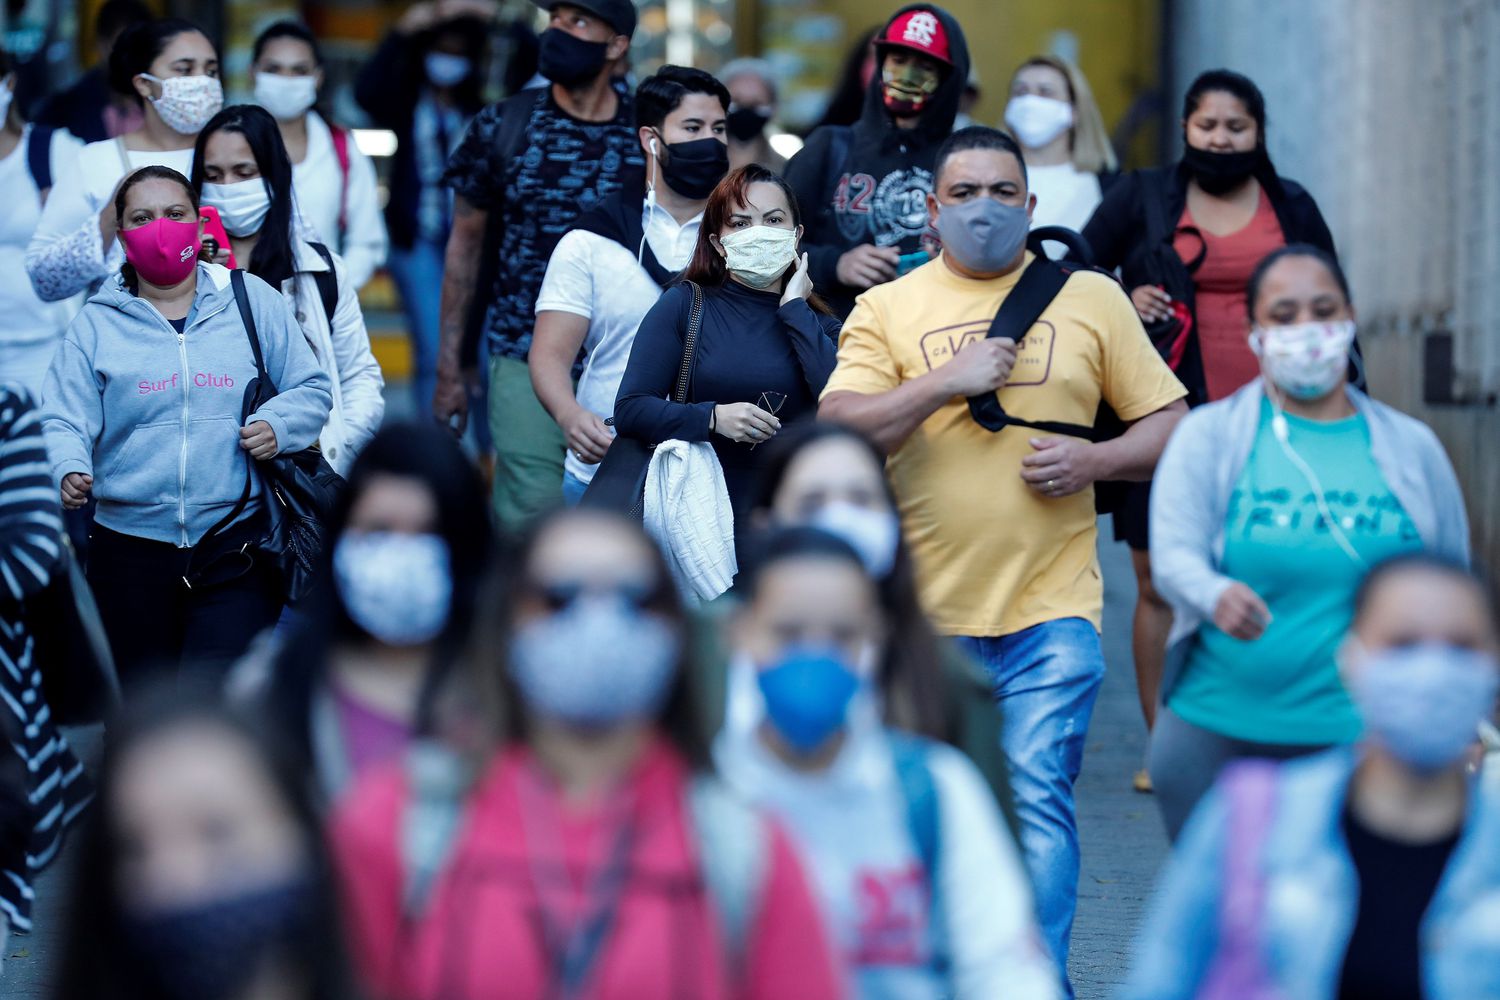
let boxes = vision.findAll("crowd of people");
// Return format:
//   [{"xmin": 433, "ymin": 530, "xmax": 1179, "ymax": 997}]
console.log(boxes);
[{"xmin": 0, "ymin": 0, "xmax": 1496, "ymax": 997}]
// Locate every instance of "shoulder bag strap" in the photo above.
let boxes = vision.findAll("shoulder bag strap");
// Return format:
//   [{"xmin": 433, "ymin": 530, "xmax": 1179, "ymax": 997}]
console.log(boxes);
[
  {"xmin": 27, "ymin": 125, "xmax": 55, "ymax": 192},
  {"xmin": 672, "ymin": 281, "xmax": 704, "ymax": 405},
  {"xmin": 966, "ymin": 259, "xmax": 1102, "ymax": 440},
  {"xmin": 305, "ymin": 241, "xmax": 340, "ymax": 326},
  {"xmin": 1144, "ymin": 169, "xmax": 1208, "ymax": 273},
  {"xmin": 231, "ymin": 269, "xmax": 272, "ymax": 388}
]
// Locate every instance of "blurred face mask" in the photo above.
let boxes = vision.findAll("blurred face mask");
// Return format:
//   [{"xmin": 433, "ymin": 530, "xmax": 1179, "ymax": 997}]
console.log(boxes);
[
  {"xmin": 1004, "ymin": 94, "xmax": 1074, "ymax": 149},
  {"xmin": 757, "ymin": 644, "xmax": 869, "ymax": 753},
  {"xmin": 253, "ymin": 72, "xmax": 317, "ymax": 121},
  {"xmin": 1350, "ymin": 644, "xmax": 1500, "ymax": 771},
  {"xmin": 1250, "ymin": 320, "xmax": 1356, "ymax": 401},
  {"xmin": 333, "ymin": 531, "xmax": 453, "ymax": 646},
  {"xmin": 510, "ymin": 595, "xmax": 680, "ymax": 726},
  {"xmin": 423, "ymin": 52, "xmax": 473, "ymax": 88},
  {"xmin": 881, "ymin": 55, "xmax": 941, "ymax": 116},
  {"xmin": 936, "ymin": 197, "xmax": 1030, "ymax": 274},
  {"xmin": 807, "ymin": 502, "xmax": 901, "ymax": 580},
  {"xmin": 726, "ymin": 105, "xmax": 772, "ymax": 142},
  {"xmin": 719, "ymin": 225, "xmax": 798, "ymax": 288},
  {"xmin": 200, "ymin": 179, "xmax": 272, "ymax": 238},
  {"xmin": 140, "ymin": 74, "xmax": 224, "ymax": 135},
  {"xmin": 123, "ymin": 873, "xmax": 312, "ymax": 1000}
]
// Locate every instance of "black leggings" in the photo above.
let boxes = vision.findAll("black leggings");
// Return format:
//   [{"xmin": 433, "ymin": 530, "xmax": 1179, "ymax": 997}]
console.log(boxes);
[{"xmin": 88, "ymin": 525, "xmax": 283, "ymax": 692}]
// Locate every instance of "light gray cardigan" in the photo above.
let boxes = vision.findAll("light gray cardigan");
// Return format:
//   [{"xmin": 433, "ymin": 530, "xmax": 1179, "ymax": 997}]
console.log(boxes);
[{"xmin": 1150, "ymin": 378, "xmax": 1471, "ymax": 699}]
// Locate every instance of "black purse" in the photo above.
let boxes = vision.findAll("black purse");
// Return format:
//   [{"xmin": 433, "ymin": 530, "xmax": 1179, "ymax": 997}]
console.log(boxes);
[
  {"xmin": 187, "ymin": 270, "xmax": 343, "ymax": 602},
  {"xmin": 581, "ymin": 281, "xmax": 703, "ymax": 517}
]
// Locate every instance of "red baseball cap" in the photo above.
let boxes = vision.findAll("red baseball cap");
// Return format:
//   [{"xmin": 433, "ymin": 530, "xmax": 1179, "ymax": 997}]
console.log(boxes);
[{"xmin": 878, "ymin": 9, "xmax": 953, "ymax": 67}]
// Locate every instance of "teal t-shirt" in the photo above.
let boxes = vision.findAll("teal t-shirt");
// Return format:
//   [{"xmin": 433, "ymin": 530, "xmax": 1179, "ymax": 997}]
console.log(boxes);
[{"xmin": 1168, "ymin": 400, "xmax": 1423, "ymax": 744}]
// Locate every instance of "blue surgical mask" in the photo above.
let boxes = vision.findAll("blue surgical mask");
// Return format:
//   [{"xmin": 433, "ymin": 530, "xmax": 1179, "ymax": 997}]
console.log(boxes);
[
  {"xmin": 936, "ymin": 197, "xmax": 1031, "ymax": 274},
  {"xmin": 509, "ymin": 597, "xmax": 681, "ymax": 726},
  {"xmin": 756, "ymin": 645, "xmax": 862, "ymax": 753},
  {"xmin": 1352, "ymin": 644, "xmax": 1500, "ymax": 771}
]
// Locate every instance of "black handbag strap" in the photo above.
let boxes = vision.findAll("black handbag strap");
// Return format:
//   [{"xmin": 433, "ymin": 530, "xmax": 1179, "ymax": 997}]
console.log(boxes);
[
  {"xmin": 672, "ymin": 280, "xmax": 704, "ymax": 404},
  {"xmin": 965, "ymin": 258, "xmax": 1103, "ymax": 441},
  {"xmin": 1142, "ymin": 169, "xmax": 1207, "ymax": 273},
  {"xmin": 187, "ymin": 271, "xmax": 267, "ymax": 582}
]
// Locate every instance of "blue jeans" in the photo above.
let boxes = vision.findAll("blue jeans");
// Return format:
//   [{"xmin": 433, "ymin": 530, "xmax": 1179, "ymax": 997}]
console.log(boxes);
[
  {"xmin": 957, "ymin": 618, "xmax": 1105, "ymax": 984},
  {"xmin": 562, "ymin": 469, "xmax": 589, "ymax": 506},
  {"xmin": 386, "ymin": 238, "xmax": 445, "ymax": 418}
]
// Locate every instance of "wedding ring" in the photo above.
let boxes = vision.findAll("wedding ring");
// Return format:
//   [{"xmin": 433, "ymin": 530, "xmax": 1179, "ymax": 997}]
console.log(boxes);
[{"xmin": 1047, "ymin": 479, "xmax": 1056, "ymax": 491}]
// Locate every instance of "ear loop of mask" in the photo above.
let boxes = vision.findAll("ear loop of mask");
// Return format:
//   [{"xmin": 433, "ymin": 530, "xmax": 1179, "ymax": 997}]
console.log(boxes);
[
  {"xmin": 1253, "ymin": 328, "xmax": 1367, "ymax": 569},
  {"xmin": 639, "ymin": 134, "xmax": 659, "ymax": 267}
]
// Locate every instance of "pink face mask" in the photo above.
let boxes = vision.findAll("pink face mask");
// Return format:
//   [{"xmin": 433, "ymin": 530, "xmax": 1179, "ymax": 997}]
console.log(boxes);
[{"xmin": 119, "ymin": 218, "xmax": 201, "ymax": 287}]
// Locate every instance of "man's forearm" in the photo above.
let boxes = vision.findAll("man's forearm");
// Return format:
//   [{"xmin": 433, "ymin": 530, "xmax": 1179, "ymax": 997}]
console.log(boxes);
[
  {"xmin": 819, "ymin": 369, "xmax": 955, "ymax": 454},
  {"xmin": 437, "ymin": 205, "xmax": 486, "ymax": 376},
  {"xmin": 1089, "ymin": 401, "xmax": 1188, "ymax": 482}
]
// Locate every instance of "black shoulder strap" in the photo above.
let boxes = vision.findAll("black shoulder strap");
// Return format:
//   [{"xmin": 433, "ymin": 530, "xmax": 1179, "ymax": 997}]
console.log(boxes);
[
  {"xmin": 673, "ymin": 281, "xmax": 704, "ymax": 405},
  {"xmin": 306, "ymin": 242, "xmax": 339, "ymax": 325},
  {"xmin": 1142, "ymin": 169, "xmax": 1207, "ymax": 272},
  {"xmin": 496, "ymin": 87, "xmax": 549, "ymax": 168},
  {"xmin": 966, "ymin": 259, "xmax": 1103, "ymax": 441},
  {"xmin": 27, "ymin": 125, "xmax": 54, "ymax": 191},
  {"xmin": 230, "ymin": 269, "xmax": 270, "ymax": 387}
]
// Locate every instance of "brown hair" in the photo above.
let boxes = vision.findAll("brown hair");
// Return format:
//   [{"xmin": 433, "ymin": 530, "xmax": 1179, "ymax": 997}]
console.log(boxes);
[{"xmin": 681, "ymin": 164, "xmax": 834, "ymax": 315}]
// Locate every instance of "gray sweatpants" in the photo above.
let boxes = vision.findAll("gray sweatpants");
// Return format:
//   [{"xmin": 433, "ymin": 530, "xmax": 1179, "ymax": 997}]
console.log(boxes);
[{"xmin": 1149, "ymin": 707, "xmax": 1330, "ymax": 842}]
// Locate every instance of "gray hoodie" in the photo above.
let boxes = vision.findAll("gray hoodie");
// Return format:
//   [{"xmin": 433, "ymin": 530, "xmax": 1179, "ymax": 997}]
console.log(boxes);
[{"xmin": 43, "ymin": 262, "xmax": 333, "ymax": 547}]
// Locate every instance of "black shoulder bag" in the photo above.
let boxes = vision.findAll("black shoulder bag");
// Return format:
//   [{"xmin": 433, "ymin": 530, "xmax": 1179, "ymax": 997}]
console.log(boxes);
[
  {"xmin": 1126, "ymin": 170, "xmax": 1207, "ymax": 402},
  {"xmin": 580, "ymin": 281, "xmax": 704, "ymax": 518},
  {"xmin": 187, "ymin": 270, "xmax": 344, "ymax": 602}
]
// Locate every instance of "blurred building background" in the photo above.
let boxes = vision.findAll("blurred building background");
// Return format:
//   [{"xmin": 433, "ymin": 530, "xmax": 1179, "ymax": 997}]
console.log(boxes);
[{"xmin": 4, "ymin": 0, "xmax": 1497, "ymax": 568}]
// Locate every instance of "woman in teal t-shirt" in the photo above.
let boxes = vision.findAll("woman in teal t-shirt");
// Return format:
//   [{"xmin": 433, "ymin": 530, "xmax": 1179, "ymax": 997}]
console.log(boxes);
[{"xmin": 1145, "ymin": 245, "xmax": 1471, "ymax": 840}]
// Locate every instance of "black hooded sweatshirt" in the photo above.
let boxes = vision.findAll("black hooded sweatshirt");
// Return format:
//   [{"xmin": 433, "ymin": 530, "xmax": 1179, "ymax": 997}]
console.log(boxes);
[{"xmin": 785, "ymin": 4, "xmax": 971, "ymax": 317}]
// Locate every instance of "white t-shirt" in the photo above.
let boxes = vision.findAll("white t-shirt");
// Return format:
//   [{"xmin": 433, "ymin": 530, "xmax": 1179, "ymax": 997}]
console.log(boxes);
[
  {"xmin": 714, "ymin": 659, "xmax": 1062, "ymax": 1000},
  {"xmin": 290, "ymin": 112, "xmax": 387, "ymax": 290},
  {"xmin": 1027, "ymin": 162, "xmax": 1104, "ymax": 253},
  {"xmin": 534, "ymin": 200, "xmax": 700, "ymax": 485}
]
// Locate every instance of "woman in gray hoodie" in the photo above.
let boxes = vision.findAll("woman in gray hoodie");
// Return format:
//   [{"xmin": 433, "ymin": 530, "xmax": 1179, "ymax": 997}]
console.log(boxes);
[
  {"xmin": 1146, "ymin": 244, "xmax": 1469, "ymax": 840},
  {"xmin": 42, "ymin": 164, "xmax": 331, "ymax": 689}
]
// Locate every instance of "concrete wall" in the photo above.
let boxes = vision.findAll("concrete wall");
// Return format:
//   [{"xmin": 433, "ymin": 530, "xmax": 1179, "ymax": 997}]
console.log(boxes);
[{"xmin": 1172, "ymin": 0, "xmax": 1500, "ymax": 572}]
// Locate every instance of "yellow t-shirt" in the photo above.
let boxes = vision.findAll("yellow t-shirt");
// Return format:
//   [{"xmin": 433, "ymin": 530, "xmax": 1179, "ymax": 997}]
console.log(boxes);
[{"xmin": 822, "ymin": 253, "xmax": 1186, "ymax": 637}]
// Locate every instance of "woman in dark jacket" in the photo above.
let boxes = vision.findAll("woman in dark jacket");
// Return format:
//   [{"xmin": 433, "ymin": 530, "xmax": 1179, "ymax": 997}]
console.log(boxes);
[
  {"xmin": 614, "ymin": 164, "xmax": 841, "ymax": 513},
  {"xmin": 1081, "ymin": 69, "xmax": 1339, "ymax": 787}
]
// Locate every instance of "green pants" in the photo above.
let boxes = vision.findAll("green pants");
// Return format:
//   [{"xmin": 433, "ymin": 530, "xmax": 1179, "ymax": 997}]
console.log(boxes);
[{"xmin": 488, "ymin": 354, "xmax": 566, "ymax": 534}]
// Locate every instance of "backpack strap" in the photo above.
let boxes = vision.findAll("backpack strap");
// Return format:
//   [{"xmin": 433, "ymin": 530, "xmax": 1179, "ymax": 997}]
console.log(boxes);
[
  {"xmin": 305, "ymin": 241, "xmax": 340, "ymax": 327},
  {"xmin": 889, "ymin": 732, "xmax": 951, "ymax": 978},
  {"xmin": 965, "ymin": 257, "xmax": 1103, "ymax": 440},
  {"xmin": 689, "ymin": 775, "xmax": 768, "ymax": 981},
  {"xmin": 329, "ymin": 125, "xmax": 351, "ymax": 238},
  {"xmin": 26, "ymin": 125, "xmax": 55, "ymax": 192}
]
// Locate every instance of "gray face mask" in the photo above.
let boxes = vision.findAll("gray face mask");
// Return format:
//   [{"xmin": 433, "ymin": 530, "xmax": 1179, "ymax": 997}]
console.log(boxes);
[{"xmin": 935, "ymin": 197, "xmax": 1031, "ymax": 273}]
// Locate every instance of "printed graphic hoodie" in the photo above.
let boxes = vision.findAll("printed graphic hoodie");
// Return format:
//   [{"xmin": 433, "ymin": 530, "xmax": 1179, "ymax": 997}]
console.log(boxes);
[
  {"xmin": 785, "ymin": 4, "xmax": 971, "ymax": 317},
  {"xmin": 43, "ymin": 262, "xmax": 332, "ymax": 547}
]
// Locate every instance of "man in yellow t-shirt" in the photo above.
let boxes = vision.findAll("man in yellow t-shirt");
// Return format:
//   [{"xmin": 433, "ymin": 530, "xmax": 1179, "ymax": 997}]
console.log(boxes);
[{"xmin": 820, "ymin": 126, "xmax": 1186, "ymax": 976}]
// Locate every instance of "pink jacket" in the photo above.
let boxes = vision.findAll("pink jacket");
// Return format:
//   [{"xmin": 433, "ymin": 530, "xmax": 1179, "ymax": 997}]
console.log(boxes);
[{"xmin": 330, "ymin": 739, "xmax": 844, "ymax": 1000}]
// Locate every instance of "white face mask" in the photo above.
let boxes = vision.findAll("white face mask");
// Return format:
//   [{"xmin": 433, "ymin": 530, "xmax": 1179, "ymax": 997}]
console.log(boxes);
[
  {"xmin": 254, "ymin": 72, "xmax": 318, "ymax": 121},
  {"xmin": 140, "ymin": 74, "xmax": 224, "ymax": 135},
  {"xmin": 201, "ymin": 178, "xmax": 273, "ymax": 237},
  {"xmin": 719, "ymin": 225, "xmax": 798, "ymax": 289},
  {"xmin": 807, "ymin": 501, "xmax": 901, "ymax": 580},
  {"xmin": 424, "ymin": 52, "xmax": 473, "ymax": 88},
  {"xmin": 1250, "ymin": 319, "xmax": 1356, "ymax": 401},
  {"xmin": 1004, "ymin": 94, "xmax": 1074, "ymax": 150}
]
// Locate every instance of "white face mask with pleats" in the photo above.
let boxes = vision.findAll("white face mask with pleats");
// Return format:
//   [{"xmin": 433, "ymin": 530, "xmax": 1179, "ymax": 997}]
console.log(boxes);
[
  {"xmin": 719, "ymin": 225, "xmax": 798, "ymax": 288},
  {"xmin": 201, "ymin": 178, "xmax": 273, "ymax": 237}
]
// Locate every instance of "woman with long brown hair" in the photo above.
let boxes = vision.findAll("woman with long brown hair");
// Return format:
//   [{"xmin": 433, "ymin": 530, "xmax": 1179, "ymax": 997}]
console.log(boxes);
[{"xmin": 613, "ymin": 163, "xmax": 841, "ymax": 514}]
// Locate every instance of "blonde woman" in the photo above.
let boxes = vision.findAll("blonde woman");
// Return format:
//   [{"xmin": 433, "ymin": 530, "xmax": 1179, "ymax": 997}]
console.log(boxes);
[{"xmin": 1003, "ymin": 56, "xmax": 1117, "ymax": 235}]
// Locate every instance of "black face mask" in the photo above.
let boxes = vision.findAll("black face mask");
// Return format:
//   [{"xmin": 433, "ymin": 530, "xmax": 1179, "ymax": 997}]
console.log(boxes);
[
  {"xmin": 537, "ymin": 27, "xmax": 609, "ymax": 87},
  {"xmin": 655, "ymin": 134, "xmax": 729, "ymax": 199},
  {"xmin": 726, "ymin": 106, "xmax": 772, "ymax": 142},
  {"xmin": 1182, "ymin": 144, "xmax": 1262, "ymax": 195}
]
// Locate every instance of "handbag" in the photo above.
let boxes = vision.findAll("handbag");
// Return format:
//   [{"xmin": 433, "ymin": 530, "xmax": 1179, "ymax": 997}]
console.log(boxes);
[
  {"xmin": 25, "ymin": 535, "xmax": 121, "ymax": 725},
  {"xmin": 188, "ymin": 270, "xmax": 344, "ymax": 602},
  {"xmin": 1127, "ymin": 170, "xmax": 1208, "ymax": 401},
  {"xmin": 581, "ymin": 280, "xmax": 704, "ymax": 517}
]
